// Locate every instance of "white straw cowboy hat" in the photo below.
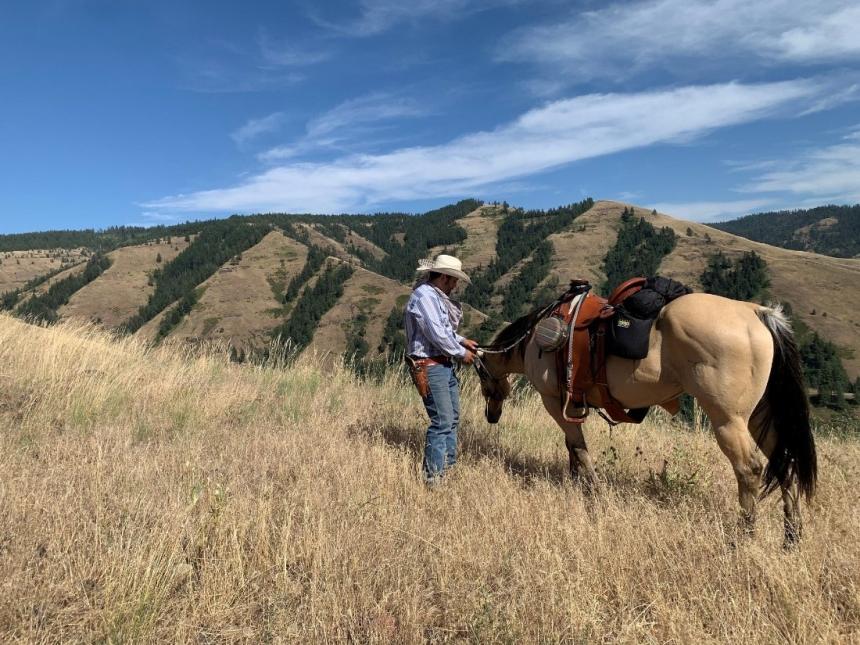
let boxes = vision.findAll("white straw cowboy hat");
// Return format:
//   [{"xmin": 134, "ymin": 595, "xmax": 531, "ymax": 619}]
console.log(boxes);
[{"xmin": 416, "ymin": 254, "xmax": 471, "ymax": 284}]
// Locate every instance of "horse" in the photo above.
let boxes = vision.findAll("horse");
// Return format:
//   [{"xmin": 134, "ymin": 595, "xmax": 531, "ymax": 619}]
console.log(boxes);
[{"xmin": 473, "ymin": 292, "xmax": 817, "ymax": 546}]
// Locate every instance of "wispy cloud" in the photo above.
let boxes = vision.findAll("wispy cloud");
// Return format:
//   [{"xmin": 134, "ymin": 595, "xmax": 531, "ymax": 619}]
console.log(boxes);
[
  {"xmin": 146, "ymin": 79, "xmax": 830, "ymax": 214},
  {"xmin": 231, "ymin": 112, "xmax": 286, "ymax": 145},
  {"xmin": 311, "ymin": 0, "xmax": 520, "ymax": 37},
  {"xmin": 650, "ymin": 199, "xmax": 774, "ymax": 222},
  {"xmin": 257, "ymin": 30, "xmax": 332, "ymax": 67},
  {"xmin": 179, "ymin": 29, "xmax": 331, "ymax": 93},
  {"xmin": 741, "ymin": 128, "xmax": 860, "ymax": 204},
  {"xmin": 499, "ymin": 0, "xmax": 860, "ymax": 85},
  {"xmin": 258, "ymin": 92, "xmax": 429, "ymax": 161}
]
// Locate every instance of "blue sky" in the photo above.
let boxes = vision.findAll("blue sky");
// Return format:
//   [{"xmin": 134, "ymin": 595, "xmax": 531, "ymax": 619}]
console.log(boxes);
[{"xmin": 1, "ymin": 0, "xmax": 859, "ymax": 234}]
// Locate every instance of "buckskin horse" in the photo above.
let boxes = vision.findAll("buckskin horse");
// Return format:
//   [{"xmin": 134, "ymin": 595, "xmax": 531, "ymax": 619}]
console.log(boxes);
[{"xmin": 473, "ymin": 290, "xmax": 817, "ymax": 546}]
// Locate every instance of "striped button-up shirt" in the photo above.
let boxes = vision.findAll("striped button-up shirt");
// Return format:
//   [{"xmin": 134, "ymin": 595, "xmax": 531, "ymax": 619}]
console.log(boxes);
[{"xmin": 404, "ymin": 283, "xmax": 466, "ymax": 359}]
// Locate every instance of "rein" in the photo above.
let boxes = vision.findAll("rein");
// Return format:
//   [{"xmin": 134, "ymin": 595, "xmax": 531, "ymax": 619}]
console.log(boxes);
[{"xmin": 473, "ymin": 299, "xmax": 561, "ymax": 357}]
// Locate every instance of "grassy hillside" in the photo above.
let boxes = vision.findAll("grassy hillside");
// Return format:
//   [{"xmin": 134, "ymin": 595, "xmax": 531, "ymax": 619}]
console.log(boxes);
[
  {"xmin": 1, "ymin": 315, "xmax": 859, "ymax": 642},
  {"xmin": 0, "ymin": 249, "xmax": 88, "ymax": 294},
  {"xmin": 59, "ymin": 237, "xmax": 191, "ymax": 328},
  {"xmin": 161, "ymin": 231, "xmax": 307, "ymax": 350},
  {"xmin": 710, "ymin": 205, "xmax": 860, "ymax": 258}
]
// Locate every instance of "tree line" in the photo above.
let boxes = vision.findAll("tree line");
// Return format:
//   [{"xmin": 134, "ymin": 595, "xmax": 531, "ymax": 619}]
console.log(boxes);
[
  {"xmin": 601, "ymin": 208, "xmax": 676, "ymax": 294},
  {"xmin": 710, "ymin": 204, "xmax": 860, "ymax": 258},
  {"xmin": 700, "ymin": 250, "xmax": 769, "ymax": 301},
  {"xmin": 0, "ymin": 222, "xmax": 203, "ymax": 253},
  {"xmin": 284, "ymin": 246, "xmax": 327, "ymax": 303},
  {"xmin": 271, "ymin": 261, "xmax": 354, "ymax": 354}
]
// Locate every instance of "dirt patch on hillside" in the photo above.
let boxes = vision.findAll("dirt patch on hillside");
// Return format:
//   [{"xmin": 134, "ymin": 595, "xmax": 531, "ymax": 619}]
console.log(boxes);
[
  {"xmin": 427, "ymin": 206, "xmax": 502, "ymax": 272},
  {"xmin": 546, "ymin": 201, "xmax": 617, "ymax": 288}
]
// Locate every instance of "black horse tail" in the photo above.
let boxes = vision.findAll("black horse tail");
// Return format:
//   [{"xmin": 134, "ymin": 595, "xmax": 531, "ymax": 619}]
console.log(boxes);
[{"xmin": 753, "ymin": 305, "xmax": 817, "ymax": 500}]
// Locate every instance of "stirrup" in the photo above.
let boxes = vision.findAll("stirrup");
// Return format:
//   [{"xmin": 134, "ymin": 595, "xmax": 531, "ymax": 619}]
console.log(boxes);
[{"xmin": 561, "ymin": 392, "xmax": 589, "ymax": 424}]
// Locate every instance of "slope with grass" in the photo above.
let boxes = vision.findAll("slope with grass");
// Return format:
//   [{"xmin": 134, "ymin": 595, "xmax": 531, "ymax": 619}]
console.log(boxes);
[
  {"xmin": 0, "ymin": 249, "xmax": 88, "ymax": 294},
  {"xmin": 426, "ymin": 204, "xmax": 504, "ymax": 272},
  {"xmin": 59, "ymin": 238, "xmax": 190, "ymax": 328},
  {"xmin": 161, "ymin": 231, "xmax": 308, "ymax": 350},
  {"xmin": 1, "ymin": 314, "xmax": 858, "ymax": 642}
]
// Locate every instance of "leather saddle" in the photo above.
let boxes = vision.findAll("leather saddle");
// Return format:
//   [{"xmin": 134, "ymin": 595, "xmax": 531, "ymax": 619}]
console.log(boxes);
[{"xmin": 551, "ymin": 278, "xmax": 680, "ymax": 425}]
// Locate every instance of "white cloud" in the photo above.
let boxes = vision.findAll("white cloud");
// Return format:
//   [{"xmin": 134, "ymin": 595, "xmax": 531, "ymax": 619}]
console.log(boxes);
[
  {"xmin": 650, "ymin": 199, "xmax": 773, "ymax": 222},
  {"xmin": 312, "ymin": 0, "xmax": 520, "ymax": 37},
  {"xmin": 499, "ymin": 0, "xmax": 860, "ymax": 83},
  {"xmin": 742, "ymin": 129, "xmax": 860, "ymax": 204},
  {"xmin": 145, "ymin": 79, "xmax": 829, "ymax": 214},
  {"xmin": 257, "ymin": 92, "xmax": 429, "ymax": 162},
  {"xmin": 230, "ymin": 112, "xmax": 286, "ymax": 145}
]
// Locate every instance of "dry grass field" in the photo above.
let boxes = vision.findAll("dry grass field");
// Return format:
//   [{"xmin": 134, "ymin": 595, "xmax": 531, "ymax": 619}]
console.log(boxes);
[{"xmin": 1, "ymin": 314, "xmax": 859, "ymax": 643}]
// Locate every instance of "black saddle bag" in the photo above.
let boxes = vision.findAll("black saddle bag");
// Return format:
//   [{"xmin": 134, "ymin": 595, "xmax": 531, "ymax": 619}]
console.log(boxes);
[{"xmin": 606, "ymin": 307, "xmax": 654, "ymax": 360}]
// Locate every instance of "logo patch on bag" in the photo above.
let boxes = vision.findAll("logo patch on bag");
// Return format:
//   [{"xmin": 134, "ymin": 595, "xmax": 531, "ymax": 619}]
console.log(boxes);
[{"xmin": 617, "ymin": 318, "xmax": 630, "ymax": 328}]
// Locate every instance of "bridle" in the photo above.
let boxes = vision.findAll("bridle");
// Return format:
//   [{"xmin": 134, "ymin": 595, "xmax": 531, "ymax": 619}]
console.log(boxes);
[{"xmin": 472, "ymin": 353, "xmax": 508, "ymax": 424}]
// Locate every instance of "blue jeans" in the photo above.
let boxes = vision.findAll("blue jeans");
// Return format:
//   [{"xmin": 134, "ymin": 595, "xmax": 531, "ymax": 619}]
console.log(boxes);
[{"xmin": 422, "ymin": 364, "xmax": 460, "ymax": 482}]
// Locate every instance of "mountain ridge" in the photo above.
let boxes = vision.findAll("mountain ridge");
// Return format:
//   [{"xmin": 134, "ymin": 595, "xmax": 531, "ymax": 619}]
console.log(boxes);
[{"xmin": 2, "ymin": 200, "xmax": 858, "ymax": 383}]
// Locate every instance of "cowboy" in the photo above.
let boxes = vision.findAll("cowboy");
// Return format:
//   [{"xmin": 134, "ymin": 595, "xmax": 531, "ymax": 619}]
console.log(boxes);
[{"xmin": 404, "ymin": 254, "xmax": 478, "ymax": 485}]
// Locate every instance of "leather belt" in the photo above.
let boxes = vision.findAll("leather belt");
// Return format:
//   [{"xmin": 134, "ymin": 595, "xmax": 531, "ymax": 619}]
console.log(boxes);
[{"xmin": 410, "ymin": 355, "xmax": 452, "ymax": 367}]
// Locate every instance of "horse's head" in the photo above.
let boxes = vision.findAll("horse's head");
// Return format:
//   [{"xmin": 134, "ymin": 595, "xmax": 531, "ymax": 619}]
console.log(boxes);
[{"xmin": 474, "ymin": 355, "xmax": 511, "ymax": 424}]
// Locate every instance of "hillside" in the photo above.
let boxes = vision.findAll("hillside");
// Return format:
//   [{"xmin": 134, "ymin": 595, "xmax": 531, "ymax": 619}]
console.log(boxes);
[
  {"xmin": 60, "ymin": 237, "xmax": 191, "ymax": 328},
  {"xmin": 2, "ymin": 199, "xmax": 859, "ymax": 383},
  {"xmin": 710, "ymin": 204, "xmax": 860, "ymax": 258},
  {"xmin": 1, "ymin": 314, "xmax": 858, "ymax": 642},
  {"xmin": 0, "ymin": 248, "xmax": 88, "ymax": 294}
]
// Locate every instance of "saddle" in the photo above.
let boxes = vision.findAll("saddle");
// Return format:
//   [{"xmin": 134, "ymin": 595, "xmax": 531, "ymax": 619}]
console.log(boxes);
[{"xmin": 550, "ymin": 278, "xmax": 680, "ymax": 425}]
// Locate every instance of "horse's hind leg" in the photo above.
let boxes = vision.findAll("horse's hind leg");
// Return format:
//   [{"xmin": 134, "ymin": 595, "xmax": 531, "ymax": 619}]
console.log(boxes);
[
  {"xmin": 712, "ymin": 417, "xmax": 765, "ymax": 535},
  {"xmin": 751, "ymin": 427, "xmax": 803, "ymax": 546}
]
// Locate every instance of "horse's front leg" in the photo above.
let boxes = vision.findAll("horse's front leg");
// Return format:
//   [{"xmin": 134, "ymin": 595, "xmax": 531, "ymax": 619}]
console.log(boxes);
[{"xmin": 540, "ymin": 394, "xmax": 599, "ymax": 491}]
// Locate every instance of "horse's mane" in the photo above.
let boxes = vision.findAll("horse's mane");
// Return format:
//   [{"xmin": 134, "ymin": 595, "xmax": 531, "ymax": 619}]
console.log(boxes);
[{"xmin": 485, "ymin": 301, "xmax": 555, "ymax": 357}]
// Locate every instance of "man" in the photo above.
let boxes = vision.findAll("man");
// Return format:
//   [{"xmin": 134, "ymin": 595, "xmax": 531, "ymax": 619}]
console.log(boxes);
[{"xmin": 404, "ymin": 254, "xmax": 478, "ymax": 485}]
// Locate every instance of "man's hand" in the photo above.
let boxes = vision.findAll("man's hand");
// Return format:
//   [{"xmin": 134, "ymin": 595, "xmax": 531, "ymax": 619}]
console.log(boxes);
[
  {"xmin": 460, "ymin": 338, "xmax": 479, "ymax": 351},
  {"xmin": 462, "ymin": 349, "xmax": 476, "ymax": 365}
]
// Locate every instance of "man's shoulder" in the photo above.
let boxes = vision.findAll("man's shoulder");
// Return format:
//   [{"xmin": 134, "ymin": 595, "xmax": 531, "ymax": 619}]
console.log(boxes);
[{"xmin": 407, "ymin": 283, "xmax": 440, "ymax": 309}]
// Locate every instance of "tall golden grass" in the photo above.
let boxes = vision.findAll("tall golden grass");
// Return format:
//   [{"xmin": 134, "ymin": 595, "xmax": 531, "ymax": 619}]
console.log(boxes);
[{"xmin": 1, "ymin": 313, "xmax": 858, "ymax": 643}]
